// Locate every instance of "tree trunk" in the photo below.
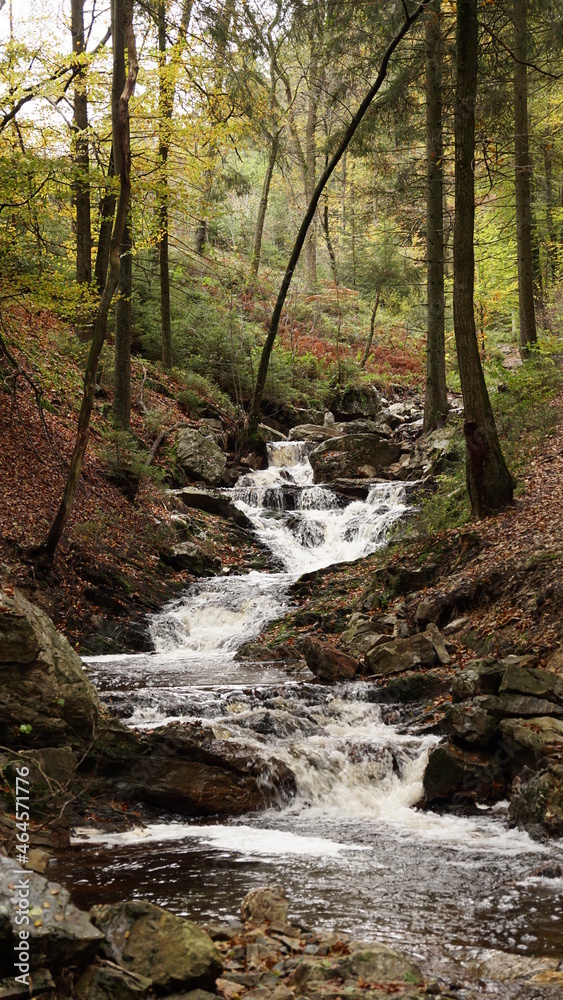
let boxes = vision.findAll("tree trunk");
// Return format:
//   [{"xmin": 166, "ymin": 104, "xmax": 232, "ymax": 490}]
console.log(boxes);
[
  {"xmin": 304, "ymin": 52, "xmax": 318, "ymax": 290},
  {"xmin": 322, "ymin": 189, "xmax": 338, "ymax": 284},
  {"xmin": 41, "ymin": 0, "xmax": 138, "ymax": 563},
  {"xmin": 543, "ymin": 136, "xmax": 557, "ymax": 281},
  {"xmin": 93, "ymin": 145, "xmax": 116, "ymax": 293},
  {"xmin": 71, "ymin": 0, "xmax": 92, "ymax": 337},
  {"xmin": 513, "ymin": 0, "xmax": 537, "ymax": 354},
  {"xmin": 250, "ymin": 134, "xmax": 279, "ymax": 278},
  {"xmin": 114, "ymin": 210, "xmax": 132, "ymax": 429},
  {"xmin": 158, "ymin": 0, "xmax": 173, "ymax": 369},
  {"xmin": 453, "ymin": 0, "xmax": 512, "ymax": 517},
  {"xmin": 423, "ymin": 0, "xmax": 448, "ymax": 433},
  {"xmin": 247, "ymin": 0, "xmax": 433, "ymax": 434},
  {"xmin": 360, "ymin": 289, "xmax": 381, "ymax": 368}
]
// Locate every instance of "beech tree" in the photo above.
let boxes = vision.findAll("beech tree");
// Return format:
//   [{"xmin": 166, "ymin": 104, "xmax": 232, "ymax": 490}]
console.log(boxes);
[
  {"xmin": 453, "ymin": 0, "xmax": 513, "ymax": 516},
  {"xmin": 40, "ymin": 0, "xmax": 139, "ymax": 563}
]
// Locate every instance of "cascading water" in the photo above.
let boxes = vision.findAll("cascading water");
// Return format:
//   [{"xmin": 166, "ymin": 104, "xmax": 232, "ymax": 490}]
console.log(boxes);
[{"xmin": 70, "ymin": 440, "xmax": 563, "ymax": 976}]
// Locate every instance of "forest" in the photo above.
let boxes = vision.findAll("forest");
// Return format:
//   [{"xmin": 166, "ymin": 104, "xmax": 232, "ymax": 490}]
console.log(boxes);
[{"xmin": 1, "ymin": 0, "xmax": 563, "ymax": 998}]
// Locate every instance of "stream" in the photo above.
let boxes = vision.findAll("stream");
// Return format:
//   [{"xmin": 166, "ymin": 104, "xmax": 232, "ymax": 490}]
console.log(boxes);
[{"xmin": 50, "ymin": 441, "xmax": 563, "ymax": 982}]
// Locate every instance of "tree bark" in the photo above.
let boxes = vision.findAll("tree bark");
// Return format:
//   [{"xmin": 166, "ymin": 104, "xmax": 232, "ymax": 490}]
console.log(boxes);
[
  {"xmin": 247, "ymin": 0, "xmax": 433, "ymax": 434},
  {"xmin": 93, "ymin": 145, "xmax": 116, "ymax": 293},
  {"xmin": 543, "ymin": 134, "xmax": 558, "ymax": 281},
  {"xmin": 158, "ymin": 0, "xmax": 173, "ymax": 369},
  {"xmin": 71, "ymin": 0, "xmax": 92, "ymax": 337},
  {"xmin": 453, "ymin": 0, "xmax": 512, "ymax": 517},
  {"xmin": 423, "ymin": 0, "xmax": 448, "ymax": 433},
  {"xmin": 41, "ymin": 0, "xmax": 138, "ymax": 563},
  {"xmin": 513, "ymin": 0, "xmax": 537, "ymax": 354},
  {"xmin": 113, "ymin": 210, "xmax": 132, "ymax": 429}
]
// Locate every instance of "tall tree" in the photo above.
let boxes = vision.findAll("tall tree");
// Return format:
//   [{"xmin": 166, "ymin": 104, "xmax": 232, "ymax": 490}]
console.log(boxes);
[
  {"xmin": 453, "ymin": 0, "xmax": 513, "ymax": 516},
  {"xmin": 71, "ymin": 0, "xmax": 92, "ymax": 335},
  {"xmin": 513, "ymin": 0, "xmax": 537, "ymax": 353},
  {"xmin": 41, "ymin": 0, "xmax": 138, "ymax": 563},
  {"xmin": 423, "ymin": 0, "xmax": 448, "ymax": 432}
]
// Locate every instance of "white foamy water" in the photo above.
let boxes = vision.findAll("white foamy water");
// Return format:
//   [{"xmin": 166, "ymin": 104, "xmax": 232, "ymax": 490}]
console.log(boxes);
[{"xmin": 149, "ymin": 443, "xmax": 408, "ymax": 658}]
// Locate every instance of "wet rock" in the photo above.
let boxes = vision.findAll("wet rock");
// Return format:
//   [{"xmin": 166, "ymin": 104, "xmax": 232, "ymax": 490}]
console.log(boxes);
[
  {"xmin": 235, "ymin": 642, "xmax": 302, "ymax": 663},
  {"xmin": 443, "ymin": 698, "xmax": 499, "ymax": 747},
  {"xmin": 339, "ymin": 943, "xmax": 421, "ymax": 984},
  {"xmin": 499, "ymin": 716, "xmax": 563, "ymax": 769},
  {"xmin": 112, "ymin": 723, "xmax": 296, "ymax": 815},
  {"xmin": 301, "ymin": 637, "xmax": 359, "ymax": 682},
  {"xmin": 526, "ymin": 861, "xmax": 563, "ymax": 878},
  {"xmin": 241, "ymin": 886, "xmax": 289, "ymax": 928},
  {"xmin": 451, "ymin": 659, "xmax": 505, "ymax": 702},
  {"xmin": 309, "ymin": 436, "xmax": 401, "ymax": 484},
  {"xmin": 165, "ymin": 540, "xmax": 221, "ymax": 575},
  {"xmin": 460, "ymin": 948, "xmax": 561, "ymax": 983},
  {"xmin": 508, "ymin": 765, "xmax": 563, "ymax": 839},
  {"xmin": 176, "ymin": 488, "xmax": 254, "ymax": 530},
  {"xmin": 423, "ymin": 743, "xmax": 506, "ymax": 806},
  {"xmin": 0, "ymin": 855, "xmax": 103, "ymax": 975},
  {"xmin": 491, "ymin": 692, "xmax": 563, "ymax": 718},
  {"xmin": 92, "ymin": 900, "xmax": 222, "ymax": 993},
  {"xmin": 0, "ymin": 586, "xmax": 100, "ymax": 748},
  {"xmin": 177, "ymin": 427, "xmax": 228, "ymax": 485},
  {"xmin": 75, "ymin": 962, "xmax": 153, "ymax": 999}
]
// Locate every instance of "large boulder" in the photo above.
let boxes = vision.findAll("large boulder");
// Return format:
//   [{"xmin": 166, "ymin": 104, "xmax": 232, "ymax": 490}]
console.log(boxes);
[
  {"xmin": 166, "ymin": 541, "xmax": 220, "ymax": 576},
  {"xmin": 176, "ymin": 487, "xmax": 254, "ymax": 530},
  {"xmin": 309, "ymin": 435, "xmax": 401, "ymax": 483},
  {"xmin": 508, "ymin": 765, "xmax": 563, "ymax": 840},
  {"xmin": 110, "ymin": 723, "xmax": 296, "ymax": 815},
  {"xmin": 451, "ymin": 658, "xmax": 506, "ymax": 702},
  {"xmin": 340, "ymin": 614, "xmax": 389, "ymax": 657},
  {"xmin": 0, "ymin": 586, "xmax": 100, "ymax": 747},
  {"xmin": 499, "ymin": 661, "xmax": 563, "ymax": 704},
  {"xmin": 301, "ymin": 636, "xmax": 359, "ymax": 681},
  {"xmin": 398, "ymin": 425, "xmax": 461, "ymax": 480},
  {"xmin": 423, "ymin": 743, "xmax": 506, "ymax": 806},
  {"xmin": 92, "ymin": 900, "xmax": 222, "ymax": 993},
  {"xmin": 177, "ymin": 427, "xmax": 227, "ymax": 485},
  {"xmin": 0, "ymin": 855, "xmax": 103, "ymax": 976}
]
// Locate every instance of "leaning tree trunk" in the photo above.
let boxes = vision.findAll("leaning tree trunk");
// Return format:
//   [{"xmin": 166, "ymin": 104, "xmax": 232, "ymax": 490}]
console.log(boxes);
[
  {"xmin": 247, "ymin": 0, "xmax": 433, "ymax": 435},
  {"xmin": 513, "ymin": 0, "xmax": 537, "ymax": 354},
  {"xmin": 71, "ymin": 0, "xmax": 92, "ymax": 337},
  {"xmin": 423, "ymin": 0, "xmax": 448, "ymax": 433},
  {"xmin": 304, "ymin": 45, "xmax": 319, "ymax": 290},
  {"xmin": 453, "ymin": 0, "xmax": 513, "ymax": 517},
  {"xmin": 41, "ymin": 0, "xmax": 138, "ymax": 564}
]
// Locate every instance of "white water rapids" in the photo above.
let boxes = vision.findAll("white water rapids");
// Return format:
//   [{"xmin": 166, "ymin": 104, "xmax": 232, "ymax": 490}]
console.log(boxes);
[{"xmin": 72, "ymin": 441, "xmax": 563, "ymax": 976}]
